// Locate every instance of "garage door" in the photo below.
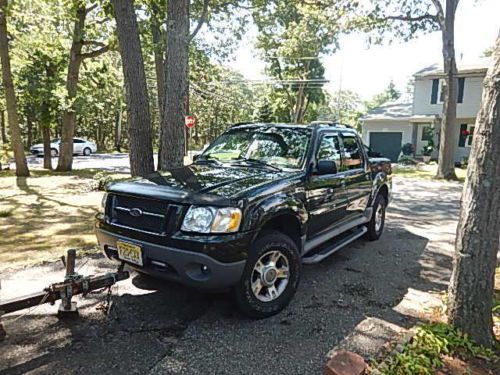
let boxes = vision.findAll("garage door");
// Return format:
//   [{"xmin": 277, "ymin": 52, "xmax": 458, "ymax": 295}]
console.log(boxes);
[{"xmin": 369, "ymin": 132, "xmax": 403, "ymax": 162}]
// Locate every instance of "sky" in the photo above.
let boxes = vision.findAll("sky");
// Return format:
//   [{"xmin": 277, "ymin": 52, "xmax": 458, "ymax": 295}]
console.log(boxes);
[{"xmin": 226, "ymin": 0, "xmax": 500, "ymax": 101}]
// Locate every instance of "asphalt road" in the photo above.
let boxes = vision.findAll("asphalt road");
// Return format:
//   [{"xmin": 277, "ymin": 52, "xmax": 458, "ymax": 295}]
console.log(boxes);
[
  {"xmin": 13, "ymin": 153, "xmax": 134, "ymax": 173},
  {"xmin": 0, "ymin": 177, "xmax": 462, "ymax": 374}
]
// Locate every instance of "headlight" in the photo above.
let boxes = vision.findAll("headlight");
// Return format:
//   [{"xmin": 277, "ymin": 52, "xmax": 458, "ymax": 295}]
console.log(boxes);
[
  {"xmin": 181, "ymin": 206, "xmax": 242, "ymax": 233},
  {"xmin": 101, "ymin": 193, "xmax": 108, "ymax": 212}
]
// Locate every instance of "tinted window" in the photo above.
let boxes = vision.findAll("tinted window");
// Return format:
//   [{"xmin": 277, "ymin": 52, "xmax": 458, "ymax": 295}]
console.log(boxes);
[
  {"xmin": 73, "ymin": 139, "xmax": 85, "ymax": 143},
  {"xmin": 317, "ymin": 135, "xmax": 341, "ymax": 170},
  {"xmin": 201, "ymin": 127, "xmax": 311, "ymax": 170},
  {"xmin": 342, "ymin": 135, "xmax": 364, "ymax": 170}
]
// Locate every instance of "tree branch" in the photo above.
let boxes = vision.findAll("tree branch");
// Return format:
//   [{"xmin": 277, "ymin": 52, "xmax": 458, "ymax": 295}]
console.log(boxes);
[
  {"xmin": 190, "ymin": 0, "xmax": 209, "ymax": 41},
  {"xmin": 85, "ymin": 3, "xmax": 98, "ymax": 15},
  {"xmin": 386, "ymin": 13, "xmax": 438, "ymax": 23},
  {"xmin": 79, "ymin": 45, "xmax": 109, "ymax": 60},
  {"xmin": 430, "ymin": 0, "xmax": 445, "ymax": 27},
  {"xmin": 82, "ymin": 40, "xmax": 106, "ymax": 48}
]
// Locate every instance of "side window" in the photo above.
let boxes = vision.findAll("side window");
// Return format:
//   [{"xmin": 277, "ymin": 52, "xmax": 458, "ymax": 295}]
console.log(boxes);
[
  {"xmin": 73, "ymin": 139, "xmax": 84, "ymax": 143},
  {"xmin": 342, "ymin": 135, "xmax": 364, "ymax": 170},
  {"xmin": 317, "ymin": 135, "xmax": 341, "ymax": 170}
]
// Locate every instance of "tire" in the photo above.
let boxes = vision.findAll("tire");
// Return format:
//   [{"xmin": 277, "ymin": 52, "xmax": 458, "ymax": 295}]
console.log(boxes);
[
  {"xmin": 365, "ymin": 194, "xmax": 387, "ymax": 241},
  {"xmin": 234, "ymin": 230, "xmax": 301, "ymax": 319},
  {"xmin": 83, "ymin": 147, "xmax": 91, "ymax": 156},
  {"xmin": 50, "ymin": 148, "xmax": 58, "ymax": 157}
]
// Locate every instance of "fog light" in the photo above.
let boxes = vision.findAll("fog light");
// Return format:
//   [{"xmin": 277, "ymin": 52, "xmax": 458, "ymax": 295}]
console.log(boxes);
[{"xmin": 201, "ymin": 265, "xmax": 209, "ymax": 274}]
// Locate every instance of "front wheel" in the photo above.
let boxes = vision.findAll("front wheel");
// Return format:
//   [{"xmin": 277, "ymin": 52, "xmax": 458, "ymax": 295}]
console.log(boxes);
[
  {"xmin": 50, "ymin": 148, "xmax": 58, "ymax": 157},
  {"xmin": 365, "ymin": 194, "xmax": 386, "ymax": 241},
  {"xmin": 234, "ymin": 231, "xmax": 301, "ymax": 319},
  {"xmin": 83, "ymin": 147, "xmax": 91, "ymax": 156}
]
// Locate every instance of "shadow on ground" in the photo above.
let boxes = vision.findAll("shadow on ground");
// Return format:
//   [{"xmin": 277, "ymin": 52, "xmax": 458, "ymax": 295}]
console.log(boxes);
[{"xmin": 0, "ymin": 177, "xmax": 461, "ymax": 374}]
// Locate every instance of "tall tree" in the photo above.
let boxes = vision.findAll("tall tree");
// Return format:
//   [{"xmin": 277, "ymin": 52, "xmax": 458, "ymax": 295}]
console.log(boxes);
[
  {"xmin": 361, "ymin": 0, "xmax": 459, "ymax": 179},
  {"xmin": 447, "ymin": 33, "xmax": 500, "ymax": 348},
  {"xmin": 57, "ymin": 3, "xmax": 109, "ymax": 171},
  {"xmin": 160, "ymin": 0, "xmax": 191, "ymax": 169},
  {"xmin": 112, "ymin": 0, "xmax": 154, "ymax": 176},
  {"xmin": 0, "ymin": 0, "xmax": 29, "ymax": 176}
]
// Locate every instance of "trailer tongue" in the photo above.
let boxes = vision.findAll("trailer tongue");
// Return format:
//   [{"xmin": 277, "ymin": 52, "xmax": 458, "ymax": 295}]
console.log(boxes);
[{"xmin": 0, "ymin": 249, "xmax": 129, "ymax": 341}]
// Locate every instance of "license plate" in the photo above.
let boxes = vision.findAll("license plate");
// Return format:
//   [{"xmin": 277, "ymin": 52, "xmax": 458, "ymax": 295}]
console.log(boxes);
[{"xmin": 116, "ymin": 241, "xmax": 143, "ymax": 266}]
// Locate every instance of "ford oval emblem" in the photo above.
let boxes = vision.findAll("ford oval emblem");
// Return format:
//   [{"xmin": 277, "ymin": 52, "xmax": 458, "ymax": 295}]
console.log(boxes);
[{"xmin": 129, "ymin": 208, "xmax": 143, "ymax": 217}]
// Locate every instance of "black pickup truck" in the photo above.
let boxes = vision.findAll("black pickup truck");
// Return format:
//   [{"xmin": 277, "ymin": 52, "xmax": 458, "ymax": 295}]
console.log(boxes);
[{"xmin": 96, "ymin": 122, "xmax": 392, "ymax": 318}]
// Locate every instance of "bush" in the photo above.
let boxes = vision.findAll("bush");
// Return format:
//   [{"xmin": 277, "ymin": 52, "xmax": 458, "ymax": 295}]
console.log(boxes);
[
  {"xmin": 398, "ymin": 155, "xmax": 418, "ymax": 165},
  {"xmin": 401, "ymin": 143, "xmax": 415, "ymax": 156}
]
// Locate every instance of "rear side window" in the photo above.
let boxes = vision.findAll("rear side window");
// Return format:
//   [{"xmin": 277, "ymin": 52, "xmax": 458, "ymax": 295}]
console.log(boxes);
[
  {"xmin": 342, "ymin": 135, "xmax": 364, "ymax": 170},
  {"xmin": 317, "ymin": 135, "xmax": 342, "ymax": 170}
]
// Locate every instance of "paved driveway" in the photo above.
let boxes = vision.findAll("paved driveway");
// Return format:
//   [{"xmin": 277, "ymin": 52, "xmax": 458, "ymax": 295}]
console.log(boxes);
[{"xmin": 0, "ymin": 177, "xmax": 462, "ymax": 374}]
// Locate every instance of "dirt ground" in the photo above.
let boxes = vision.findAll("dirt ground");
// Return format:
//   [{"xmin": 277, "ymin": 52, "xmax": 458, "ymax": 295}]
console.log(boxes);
[
  {"xmin": 0, "ymin": 176, "xmax": 464, "ymax": 374},
  {"xmin": 0, "ymin": 171, "xmax": 121, "ymax": 271}
]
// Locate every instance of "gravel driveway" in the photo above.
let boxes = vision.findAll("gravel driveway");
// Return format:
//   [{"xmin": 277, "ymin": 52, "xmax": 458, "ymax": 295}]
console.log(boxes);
[{"xmin": 0, "ymin": 177, "xmax": 463, "ymax": 374}]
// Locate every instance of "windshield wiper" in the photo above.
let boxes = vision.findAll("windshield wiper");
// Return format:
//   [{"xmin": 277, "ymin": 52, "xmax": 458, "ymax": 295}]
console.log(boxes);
[
  {"xmin": 231, "ymin": 157, "xmax": 282, "ymax": 172},
  {"xmin": 195, "ymin": 155, "xmax": 223, "ymax": 165}
]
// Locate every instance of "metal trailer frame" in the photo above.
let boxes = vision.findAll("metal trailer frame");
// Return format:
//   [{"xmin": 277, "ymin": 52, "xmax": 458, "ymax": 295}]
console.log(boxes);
[{"xmin": 0, "ymin": 249, "xmax": 129, "ymax": 341}]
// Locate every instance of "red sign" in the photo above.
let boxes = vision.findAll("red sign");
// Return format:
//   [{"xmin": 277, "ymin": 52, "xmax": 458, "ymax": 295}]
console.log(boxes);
[{"xmin": 185, "ymin": 116, "xmax": 196, "ymax": 129}]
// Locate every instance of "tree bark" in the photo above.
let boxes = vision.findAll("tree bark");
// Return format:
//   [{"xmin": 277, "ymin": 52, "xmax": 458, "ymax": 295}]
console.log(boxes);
[
  {"xmin": 436, "ymin": 0, "xmax": 459, "ymax": 180},
  {"xmin": 150, "ymin": 3, "xmax": 166, "ymax": 170},
  {"xmin": 0, "ymin": 110, "xmax": 7, "ymax": 144},
  {"xmin": 114, "ymin": 99, "xmax": 123, "ymax": 152},
  {"xmin": 112, "ymin": 0, "xmax": 154, "ymax": 177},
  {"xmin": 0, "ymin": 0, "xmax": 29, "ymax": 177},
  {"xmin": 160, "ymin": 0, "xmax": 189, "ymax": 169},
  {"xmin": 42, "ymin": 121, "xmax": 52, "ymax": 169},
  {"xmin": 447, "ymin": 33, "xmax": 500, "ymax": 348},
  {"xmin": 56, "ymin": 5, "xmax": 86, "ymax": 171}
]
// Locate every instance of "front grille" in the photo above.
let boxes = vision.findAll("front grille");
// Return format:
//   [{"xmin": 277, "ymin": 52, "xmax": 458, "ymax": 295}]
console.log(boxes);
[{"xmin": 108, "ymin": 194, "xmax": 174, "ymax": 235}]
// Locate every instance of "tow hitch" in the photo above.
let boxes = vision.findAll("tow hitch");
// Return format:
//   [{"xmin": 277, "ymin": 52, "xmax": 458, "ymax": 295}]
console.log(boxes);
[{"xmin": 0, "ymin": 249, "xmax": 129, "ymax": 341}]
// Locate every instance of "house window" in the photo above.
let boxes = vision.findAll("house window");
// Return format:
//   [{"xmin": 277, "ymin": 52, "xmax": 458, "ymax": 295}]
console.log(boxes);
[
  {"xmin": 421, "ymin": 125, "xmax": 433, "ymax": 141},
  {"xmin": 458, "ymin": 124, "xmax": 475, "ymax": 148},
  {"xmin": 438, "ymin": 79, "xmax": 445, "ymax": 103}
]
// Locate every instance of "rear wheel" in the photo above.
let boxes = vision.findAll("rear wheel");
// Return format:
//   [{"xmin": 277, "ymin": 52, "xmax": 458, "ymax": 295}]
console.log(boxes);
[
  {"xmin": 234, "ymin": 231, "xmax": 301, "ymax": 318},
  {"xmin": 50, "ymin": 148, "xmax": 58, "ymax": 157},
  {"xmin": 366, "ymin": 194, "xmax": 386, "ymax": 241}
]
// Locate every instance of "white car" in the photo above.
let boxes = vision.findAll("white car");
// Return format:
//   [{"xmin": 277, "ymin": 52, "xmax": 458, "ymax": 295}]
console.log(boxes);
[{"xmin": 30, "ymin": 138, "xmax": 97, "ymax": 157}]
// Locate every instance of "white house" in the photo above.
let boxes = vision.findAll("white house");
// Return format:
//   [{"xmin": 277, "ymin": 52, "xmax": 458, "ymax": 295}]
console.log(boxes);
[{"xmin": 361, "ymin": 58, "xmax": 490, "ymax": 162}]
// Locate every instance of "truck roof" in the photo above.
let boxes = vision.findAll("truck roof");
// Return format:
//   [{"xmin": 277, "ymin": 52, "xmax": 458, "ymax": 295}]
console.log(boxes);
[{"xmin": 231, "ymin": 121, "xmax": 357, "ymax": 133}]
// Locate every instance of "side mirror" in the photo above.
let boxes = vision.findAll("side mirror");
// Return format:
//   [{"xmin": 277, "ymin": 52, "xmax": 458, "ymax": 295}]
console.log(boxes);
[
  {"xmin": 316, "ymin": 160, "xmax": 338, "ymax": 175},
  {"xmin": 192, "ymin": 154, "xmax": 201, "ymax": 162}
]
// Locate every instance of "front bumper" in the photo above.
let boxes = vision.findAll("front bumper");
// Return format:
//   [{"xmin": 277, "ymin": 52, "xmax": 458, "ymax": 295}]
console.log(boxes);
[{"xmin": 96, "ymin": 228, "xmax": 246, "ymax": 289}]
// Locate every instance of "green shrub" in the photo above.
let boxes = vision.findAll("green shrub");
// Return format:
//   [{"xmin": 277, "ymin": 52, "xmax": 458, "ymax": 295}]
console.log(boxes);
[
  {"xmin": 376, "ymin": 323, "xmax": 497, "ymax": 375},
  {"xmin": 397, "ymin": 155, "xmax": 418, "ymax": 165}
]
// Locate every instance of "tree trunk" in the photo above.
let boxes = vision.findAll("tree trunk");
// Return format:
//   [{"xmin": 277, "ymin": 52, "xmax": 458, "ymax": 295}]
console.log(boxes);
[
  {"xmin": 447, "ymin": 33, "xmax": 500, "ymax": 348},
  {"xmin": 160, "ymin": 0, "xmax": 189, "ymax": 169},
  {"xmin": 151, "ymin": 3, "xmax": 166, "ymax": 170},
  {"xmin": 42, "ymin": 122, "xmax": 52, "ymax": 169},
  {"xmin": 292, "ymin": 83, "xmax": 306, "ymax": 123},
  {"xmin": 56, "ymin": 5, "xmax": 85, "ymax": 172},
  {"xmin": 0, "ymin": 0, "xmax": 29, "ymax": 177},
  {"xmin": 26, "ymin": 114, "xmax": 33, "ymax": 150},
  {"xmin": 436, "ymin": 0, "xmax": 458, "ymax": 180},
  {"xmin": 112, "ymin": 0, "xmax": 154, "ymax": 176},
  {"xmin": 0, "ymin": 110, "xmax": 7, "ymax": 144},
  {"xmin": 114, "ymin": 99, "xmax": 123, "ymax": 152}
]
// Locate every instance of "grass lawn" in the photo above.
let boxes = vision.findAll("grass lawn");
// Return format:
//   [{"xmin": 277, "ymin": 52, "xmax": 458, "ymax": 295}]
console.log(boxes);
[
  {"xmin": 0, "ymin": 169, "xmax": 128, "ymax": 271},
  {"xmin": 393, "ymin": 163, "xmax": 467, "ymax": 182}
]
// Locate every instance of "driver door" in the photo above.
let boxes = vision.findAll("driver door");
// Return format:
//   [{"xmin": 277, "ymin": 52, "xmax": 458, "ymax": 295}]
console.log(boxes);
[{"xmin": 306, "ymin": 133, "xmax": 348, "ymax": 238}]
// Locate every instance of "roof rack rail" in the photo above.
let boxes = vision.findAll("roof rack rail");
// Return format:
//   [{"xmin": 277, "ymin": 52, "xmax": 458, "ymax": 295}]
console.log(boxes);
[
  {"xmin": 309, "ymin": 120, "xmax": 354, "ymax": 129},
  {"xmin": 231, "ymin": 121, "xmax": 256, "ymax": 127}
]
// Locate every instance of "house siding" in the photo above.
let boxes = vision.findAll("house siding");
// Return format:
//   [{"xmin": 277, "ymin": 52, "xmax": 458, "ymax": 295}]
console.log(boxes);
[
  {"xmin": 361, "ymin": 120, "xmax": 413, "ymax": 146},
  {"xmin": 413, "ymin": 75, "xmax": 485, "ymax": 118}
]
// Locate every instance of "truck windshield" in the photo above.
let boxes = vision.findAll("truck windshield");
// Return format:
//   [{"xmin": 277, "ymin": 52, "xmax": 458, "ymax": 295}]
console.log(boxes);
[{"xmin": 200, "ymin": 127, "xmax": 311, "ymax": 170}]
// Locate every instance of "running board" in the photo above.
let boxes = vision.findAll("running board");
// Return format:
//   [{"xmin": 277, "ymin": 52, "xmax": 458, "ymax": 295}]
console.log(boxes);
[{"xmin": 302, "ymin": 227, "xmax": 367, "ymax": 264}]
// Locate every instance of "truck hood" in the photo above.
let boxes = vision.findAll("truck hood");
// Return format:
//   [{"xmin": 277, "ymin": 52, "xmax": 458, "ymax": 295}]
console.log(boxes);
[{"xmin": 107, "ymin": 164, "xmax": 299, "ymax": 205}]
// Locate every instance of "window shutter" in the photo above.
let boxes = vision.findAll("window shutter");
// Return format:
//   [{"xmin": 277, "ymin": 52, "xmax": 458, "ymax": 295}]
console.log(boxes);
[
  {"xmin": 458, "ymin": 124, "xmax": 467, "ymax": 147},
  {"xmin": 431, "ymin": 79, "xmax": 439, "ymax": 104},
  {"xmin": 457, "ymin": 77, "xmax": 465, "ymax": 103}
]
